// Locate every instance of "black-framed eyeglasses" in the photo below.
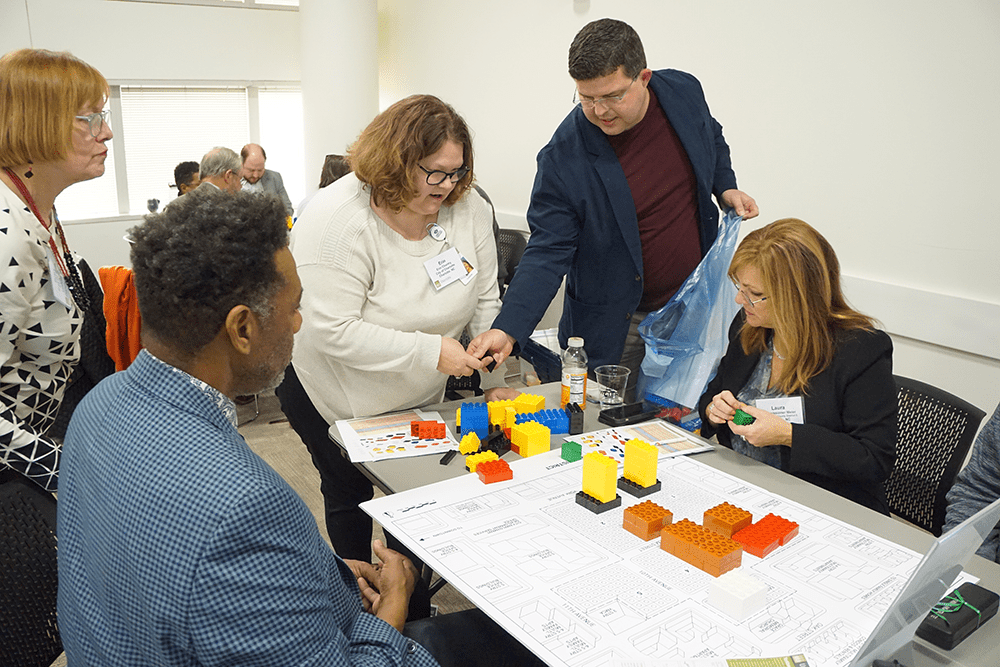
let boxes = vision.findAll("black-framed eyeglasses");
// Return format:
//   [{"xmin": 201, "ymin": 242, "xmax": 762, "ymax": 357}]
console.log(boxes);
[
  {"xmin": 418, "ymin": 164, "xmax": 469, "ymax": 186},
  {"xmin": 75, "ymin": 109, "xmax": 111, "ymax": 138},
  {"xmin": 732, "ymin": 279, "xmax": 768, "ymax": 310},
  {"xmin": 573, "ymin": 76, "xmax": 638, "ymax": 109}
]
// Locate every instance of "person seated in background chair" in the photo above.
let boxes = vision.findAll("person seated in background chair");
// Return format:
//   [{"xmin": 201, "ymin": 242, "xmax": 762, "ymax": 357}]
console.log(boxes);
[
  {"xmin": 699, "ymin": 218, "xmax": 897, "ymax": 514},
  {"xmin": 171, "ymin": 160, "xmax": 199, "ymax": 196},
  {"xmin": 945, "ymin": 399, "xmax": 1000, "ymax": 561},
  {"xmin": 57, "ymin": 189, "xmax": 542, "ymax": 667},
  {"xmin": 241, "ymin": 142, "xmax": 294, "ymax": 216},
  {"xmin": 197, "ymin": 146, "xmax": 242, "ymax": 194},
  {"xmin": 295, "ymin": 152, "xmax": 352, "ymax": 219},
  {"xmin": 276, "ymin": 94, "xmax": 517, "ymax": 562}
]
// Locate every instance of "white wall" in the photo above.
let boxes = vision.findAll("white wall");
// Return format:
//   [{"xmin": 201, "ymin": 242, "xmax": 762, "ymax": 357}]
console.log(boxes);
[{"xmin": 378, "ymin": 0, "xmax": 1000, "ymax": 415}]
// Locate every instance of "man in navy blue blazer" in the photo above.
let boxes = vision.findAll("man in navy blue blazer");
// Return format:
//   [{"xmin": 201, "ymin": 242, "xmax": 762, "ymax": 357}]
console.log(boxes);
[{"xmin": 472, "ymin": 19, "xmax": 757, "ymax": 392}]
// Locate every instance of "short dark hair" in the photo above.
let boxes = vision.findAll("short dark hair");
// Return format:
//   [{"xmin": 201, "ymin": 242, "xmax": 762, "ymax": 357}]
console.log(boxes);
[
  {"xmin": 568, "ymin": 18, "xmax": 646, "ymax": 81},
  {"xmin": 130, "ymin": 190, "xmax": 289, "ymax": 357},
  {"xmin": 172, "ymin": 161, "xmax": 199, "ymax": 192}
]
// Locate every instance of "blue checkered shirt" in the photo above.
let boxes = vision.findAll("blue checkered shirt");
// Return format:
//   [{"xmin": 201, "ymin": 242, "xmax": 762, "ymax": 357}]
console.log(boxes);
[{"xmin": 58, "ymin": 350, "xmax": 439, "ymax": 666}]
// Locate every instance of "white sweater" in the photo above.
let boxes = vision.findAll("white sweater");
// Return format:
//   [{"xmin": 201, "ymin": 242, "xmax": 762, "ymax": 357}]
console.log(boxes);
[{"xmin": 289, "ymin": 175, "xmax": 503, "ymax": 422}]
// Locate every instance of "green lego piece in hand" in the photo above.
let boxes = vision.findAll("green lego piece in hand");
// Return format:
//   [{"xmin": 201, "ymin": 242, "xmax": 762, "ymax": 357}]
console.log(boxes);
[{"xmin": 733, "ymin": 408, "xmax": 755, "ymax": 426}]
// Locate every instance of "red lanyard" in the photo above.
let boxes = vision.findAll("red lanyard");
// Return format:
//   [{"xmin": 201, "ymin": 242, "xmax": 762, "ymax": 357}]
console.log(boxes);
[{"xmin": 2, "ymin": 167, "xmax": 73, "ymax": 278}]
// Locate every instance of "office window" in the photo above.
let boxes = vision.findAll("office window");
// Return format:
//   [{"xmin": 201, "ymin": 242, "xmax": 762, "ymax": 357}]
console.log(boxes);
[
  {"xmin": 120, "ymin": 86, "xmax": 250, "ymax": 213},
  {"xmin": 258, "ymin": 86, "xmax": 305, "ymax": 209}
]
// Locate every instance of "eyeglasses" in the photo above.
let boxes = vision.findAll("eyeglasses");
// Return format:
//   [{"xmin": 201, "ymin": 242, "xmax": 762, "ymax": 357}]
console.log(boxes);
[
  {"xmin": 732, "ymin": 279, "xmax": 768, "ymax": 309},
  {"xmin": 573, "ymin": 76, "xmax": 638, "ymax": 110},
  {"xmin": 75, "ymin": 109, "xmax": 111, "ymax": 137},
  {"xmin": 418, "ymin": 164, "xmax": 469, "ymax": 186}
]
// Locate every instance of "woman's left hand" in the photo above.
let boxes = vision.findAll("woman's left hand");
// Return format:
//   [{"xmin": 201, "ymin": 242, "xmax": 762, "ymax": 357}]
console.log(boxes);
[
  {"xmin": 728, "ymin": 404, "xmax": 793, "ymax": 448},
  {"xmin": 484, "ymin": 387, "xmax": 520, "ymax": 402}
]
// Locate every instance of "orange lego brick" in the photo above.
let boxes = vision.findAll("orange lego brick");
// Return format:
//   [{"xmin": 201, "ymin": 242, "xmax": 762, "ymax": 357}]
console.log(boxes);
[
  {"xmin": 703, "ymin": 502, "xmax": 753, "ymax": 538},
  {"xmin": 477, "ymin": 458, "xmax": 512, "ymax": 484},
  {"xmin": 465, "ymin": 450, "xmax": 499, "ymax": 473},
  {"xmin": 623, "ymin": 500, "xmax": 672, "ymax": 541},
  {"xmin": 732, "ymin": 513, "xmax": 799, "ymax": 558},
  {"xmin": 410, "ymin": 420, "xmax": 446, "ymax": 439},
  {"xmin": 660, "ymin": 519, "xmax": 742, "ymax": 577}
]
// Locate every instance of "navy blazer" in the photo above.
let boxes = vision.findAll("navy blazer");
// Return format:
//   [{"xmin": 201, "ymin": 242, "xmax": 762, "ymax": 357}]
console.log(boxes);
[
  {"xmin": 494, "ymin": 69, "xmax": 739, "ymax": 367},
  {"xmin": 699, "ymin": 315, "xmax": 898, "ymax": 514}
]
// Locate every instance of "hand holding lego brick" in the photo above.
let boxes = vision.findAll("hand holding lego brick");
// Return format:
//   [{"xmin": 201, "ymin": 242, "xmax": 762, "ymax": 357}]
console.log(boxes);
[
  {"xmin": 729, "ymin": 404, "xmax": 793, "ymax": 447},
  {"xmin": 437, "ymin": 336, "xmax": 486, "ymax": 377},
  {"xmin": 467, "ymin": 328, "xmax": 516, "ymax": 367},
  {"xmin": 706, "ymin": 390, "xmax": 741, "ymax": 425}
]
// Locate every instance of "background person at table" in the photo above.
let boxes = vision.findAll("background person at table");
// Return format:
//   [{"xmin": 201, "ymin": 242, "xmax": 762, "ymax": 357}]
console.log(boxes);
[
  {"xmin": 171, "ymin": 160, "xmax": 199, "ymax": 196},
  {"xmin": 699, "ymin": 218, "xmax": 896, "ymax": 514},
  {"xmin": 470, "ymin": 18, "xmax": 758, "ymax": 395},
  {"xmin": 944, "ymin": 399, "xmax": 1000, "ymax": 562},
  {"xmin": 0, "ymin": 48, "xmax": 112, "ymax": 491},
  {"xmin": 197, "ymin": 146, "xmax": 243, "ymax": 194},
  {"xmin": 242, "ymin": 142, "xmax": 294, "ymax": 216},
  {"xmin": 277, "ymin": 94, "xmax": 516, "ymax": 562}
]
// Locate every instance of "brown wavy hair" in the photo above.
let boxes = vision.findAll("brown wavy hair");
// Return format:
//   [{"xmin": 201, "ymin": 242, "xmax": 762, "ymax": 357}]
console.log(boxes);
[
  {"xmin": 729, "ymin": 218, "xmax": 877, "ymax": 395},
  {"xmin": 0, "ymin": 49, "xmax": 109, "ymax": 167},
  {"xmin": 348, "ymin": 95, "xmax": 473, "ymax": 212}
]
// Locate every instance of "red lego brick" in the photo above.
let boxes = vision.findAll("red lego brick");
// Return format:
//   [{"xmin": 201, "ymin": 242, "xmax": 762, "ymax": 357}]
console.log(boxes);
[
  {"xmin": 731, "ymin": 513, "xmax": 797, "ymax": 558},
  {"xmin": 703, "ymin": 502, "xmax": 753, "ymax": 538},
  {"xmin": 411, "ymin": 420, "xmax": 446, "ymax": 439},
  {"xmin": 477, "ymin": 458, "xmax": 513, "ymax": 484},
  {"xmin": 623, "ymin": 500, "xmax": 672, "ymax": 541}
]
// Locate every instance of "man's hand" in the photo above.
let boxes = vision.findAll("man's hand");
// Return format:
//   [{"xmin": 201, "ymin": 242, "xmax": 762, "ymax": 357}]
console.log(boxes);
[
  {"xmin": 365, "ymin": 539, "xmax": 418, "ymax": 632},
  {"xmin": 484, "ymin": 386, "xmax": 520, "ymax": 402},
  {"xmin": 343, "ymin": 559, "xmax": 383, "ymax": 613},
  {"xmin": 720, "ymin": 189, "xmax": 759, "ymax": 220},
  {"xmin": 467, "ymin": 329, "xmax": 516, "ymax": 368},
  {"xmin": 438, "ymin": 337, "xmax": 486, "ymax": 377}
]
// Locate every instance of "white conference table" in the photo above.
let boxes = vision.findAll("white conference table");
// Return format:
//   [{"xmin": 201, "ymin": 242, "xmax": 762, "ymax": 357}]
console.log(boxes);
[{"xmin": 330, "ymin": 382, "xmax": 1000, "ymax": 667}]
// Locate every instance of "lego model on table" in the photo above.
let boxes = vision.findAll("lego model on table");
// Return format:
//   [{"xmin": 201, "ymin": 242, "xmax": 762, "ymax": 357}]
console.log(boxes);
[
  {"xmin": 566, "ymin": 402, "xmax": 584, "ymax": 435},
  {"xmin": 732, "ymin": 513, "xmax": 799, "ymax": 558},
  {"xmin": 465, "ymin": 450, "xmax": 498, "ymax": 473},
  {"xmin": 561, "ymin": 440, "xmax": 582, "ymax": 462},
  {"xmin": 623, "ymin": 500, "xmax": 672, "ymax": 541},
  {"xmin": 513, "ymin": 393, "xmax": 545, "ymax": 414},
  {"xmin": 459, "ymin": 432, "xmax": 481, "ymax": 454},
  {"xmin": 617, "ymin": 438, "xmax": 661, "ymax": 497},
  {"xmin": 510, "ymin": 421, "xmax": 550, "ymax": 458},
  {"xmin": 708, "ymin": 569, "xmax": 768, "ymax": 620},
  {"xmin": 476, "ymin": 458, "xmax": 513, "ymax": 484},
  {"xmin": 703, "ymin": 502, "xmax": 753, "ymax": 538},
  {"xmin": 576, "ymin": 452, "xmax": 621, "ymax": 513},
  {"xmin": 515, "ymin": 408, "xmax": 569, "ymax": 434},
  {"xmin": 660, "ymin": 518, "xmax": 743, "ymax": 577},
  {"xmin": 456, "ymin": 402, "xmax": 490, "ymax": 439}
]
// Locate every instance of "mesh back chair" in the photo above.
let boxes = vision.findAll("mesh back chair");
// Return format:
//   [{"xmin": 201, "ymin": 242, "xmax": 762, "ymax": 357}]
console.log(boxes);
[
  {"xmin": 496, "ymin": 228, "xmax": 528, "ymax": 298},
  {"xmin": 0, "ymin": 468, "xmax": 62, "ymax": 667},
  {"xmin": 885, "ymin": 376, "xmax": 986, "ymax": 536}
]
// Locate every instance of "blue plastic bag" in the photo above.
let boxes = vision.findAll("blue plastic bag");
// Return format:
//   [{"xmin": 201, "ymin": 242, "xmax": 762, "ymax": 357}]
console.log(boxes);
[{"xmin": 638, "ymin": 211, "xmax": 742, "ymax": 409}]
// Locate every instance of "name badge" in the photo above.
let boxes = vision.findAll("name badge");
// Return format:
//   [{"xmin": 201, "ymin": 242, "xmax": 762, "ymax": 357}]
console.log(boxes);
[
  {"xmin": 425, "ymin": 247, "xmax": 469, "ymax": 291},
  {"xmin": 755, "ymin": 396, "xmax": 805, "ymax": 424},
  {"xmin": 46, "ymin": 247, "xmax": 73, "ymax": 309}
]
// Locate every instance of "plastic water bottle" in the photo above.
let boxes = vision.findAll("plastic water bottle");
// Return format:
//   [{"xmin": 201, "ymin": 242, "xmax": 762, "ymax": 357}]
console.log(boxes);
[{"xmin": 561, "ymin": 337, "xmax": 588, "ymax": 408}]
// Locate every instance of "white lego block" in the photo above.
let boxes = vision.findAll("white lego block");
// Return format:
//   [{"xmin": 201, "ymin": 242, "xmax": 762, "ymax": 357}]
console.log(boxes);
[{"xmin": 707, "ymin": 569, "xmax": 767, "ymax": 621}]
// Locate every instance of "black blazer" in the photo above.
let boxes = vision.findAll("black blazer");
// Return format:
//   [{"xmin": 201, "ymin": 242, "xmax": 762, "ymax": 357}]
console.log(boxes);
[{"xmin": 699, "ymin": 315, "xmax": 897, "ymax": 514}]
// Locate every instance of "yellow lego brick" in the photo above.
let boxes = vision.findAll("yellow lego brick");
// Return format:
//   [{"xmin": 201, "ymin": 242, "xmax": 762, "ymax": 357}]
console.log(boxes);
[
  {"xmin": 456, "ymin": 407, "xmax": 461, "ymax": 429},
  {"xmin": 512, "ymin": 421, "xmax": 550, "ymax": 458},
  {"xmin": 488, "ymin": 399, "xmax": 515, "ymax": 425},
  {"xmin": 623, "ymin": 438, "xmax": 658, "ymax": 488},
  {"xmin": 582, "ymin": 452, "xmax": 618, "ymax": 503},
  {"xmin": 504, "ymin": 406, "xmax": 517, "ymax": 431},
  {"xmin": 465, "ymin": 450, "xmax": 498, "ymax": 473},
  {"xmin": 514, "ymin": 393, "xmax": 546, "ymax": 414},
  {"xmin": 459, "ymin": 432, "xmax": 481, "ymax": 455}
]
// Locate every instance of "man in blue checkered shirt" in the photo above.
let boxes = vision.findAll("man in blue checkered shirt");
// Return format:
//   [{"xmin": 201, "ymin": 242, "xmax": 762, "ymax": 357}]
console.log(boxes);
[{"xmin": 56, "ymin": 191, "xmax": 543, "ymax": 666}]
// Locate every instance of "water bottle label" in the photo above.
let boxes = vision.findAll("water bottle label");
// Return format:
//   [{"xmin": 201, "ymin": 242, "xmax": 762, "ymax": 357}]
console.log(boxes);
[{"xmin": 561, "ymin": 371, "xmax": 587, "ymax": 407}]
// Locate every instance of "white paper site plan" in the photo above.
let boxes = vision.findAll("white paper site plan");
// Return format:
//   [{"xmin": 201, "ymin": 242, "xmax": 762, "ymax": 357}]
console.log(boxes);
[{"xmin": 363, "ymin": 446, "xmax": 968, "ymax": 667}]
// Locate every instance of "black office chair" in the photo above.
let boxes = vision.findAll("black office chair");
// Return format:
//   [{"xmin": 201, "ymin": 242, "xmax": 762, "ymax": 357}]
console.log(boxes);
[
  {"xmin": 0, "ymin": 468, "xmax": 62, "ymax": 667},
  {"xmin": 885, "ymin": 376, "xmax": 986, "ymax": 536},
  {"xmin": 496, "ymin": 227, "xmax": 528, "ymax": 298}
]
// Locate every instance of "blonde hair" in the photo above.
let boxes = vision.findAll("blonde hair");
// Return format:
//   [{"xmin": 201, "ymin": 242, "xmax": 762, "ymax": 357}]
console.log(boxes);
[
  {"xmin": 0, "ymin": 49, "xmax": 109, "ymax": 167},
  {"xmin": 729, "ymin": 218, "xmax": 876, "ymax": 394},
  {"xmin": 348, "ymin": 94, "xmax": 473, "ymax": 212}
]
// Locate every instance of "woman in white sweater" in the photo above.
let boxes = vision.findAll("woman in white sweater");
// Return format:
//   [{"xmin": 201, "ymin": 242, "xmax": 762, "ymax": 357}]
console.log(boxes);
[{"xmin": 277, "ymin": 95, "xmax": 515, "ymax": 562}]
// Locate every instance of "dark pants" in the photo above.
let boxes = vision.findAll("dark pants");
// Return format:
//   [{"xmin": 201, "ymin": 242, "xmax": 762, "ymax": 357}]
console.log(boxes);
[
  {"xmin": 404, "ymin": 609, "xmax": 546, "ymax": 667},
  {"xmin": 275, "ymin": 365, "xmax": 430, "ymax": 617}
]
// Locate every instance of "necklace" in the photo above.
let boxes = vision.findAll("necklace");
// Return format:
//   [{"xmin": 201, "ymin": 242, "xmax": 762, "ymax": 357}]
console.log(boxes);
[{"xmin": 3, "ymin": 167, "xmax": 91, "ymax": 312}]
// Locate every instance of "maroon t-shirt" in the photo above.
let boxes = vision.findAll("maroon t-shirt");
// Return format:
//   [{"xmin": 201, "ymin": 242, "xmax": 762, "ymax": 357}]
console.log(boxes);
[{"xmin": 607, "ymin": 90, "xmax": 701, "ymax": 312}]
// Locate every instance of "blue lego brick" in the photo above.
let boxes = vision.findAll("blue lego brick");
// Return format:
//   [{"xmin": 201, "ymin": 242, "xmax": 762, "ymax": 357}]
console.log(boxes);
[
  {"xmin": 515, "ymin": 408, "xmax": 569, "ymax": 434},
  {"xmin": 459, "ymin": 402, "xmax": 490, "ymax": 439}
]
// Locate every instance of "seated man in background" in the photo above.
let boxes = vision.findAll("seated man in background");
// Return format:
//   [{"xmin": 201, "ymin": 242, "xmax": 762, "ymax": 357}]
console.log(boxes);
[
  {"xmin": 57, "ymin": 190, "xmax": 540, "ymax": 667},
  {"xmin": 242, "ymin": 142, "xmax": 294, "ymax": 216},
  {"xmin": 945, "ymin": 399, "xmax": 1000, "ymax": 561},
  {"xmin": 171, "ymin": 160, "xmax": 200, "ymax": 196},
  {"xmin": 197, "ymin": 146, "xmax": 243, "ymax": 193}
]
